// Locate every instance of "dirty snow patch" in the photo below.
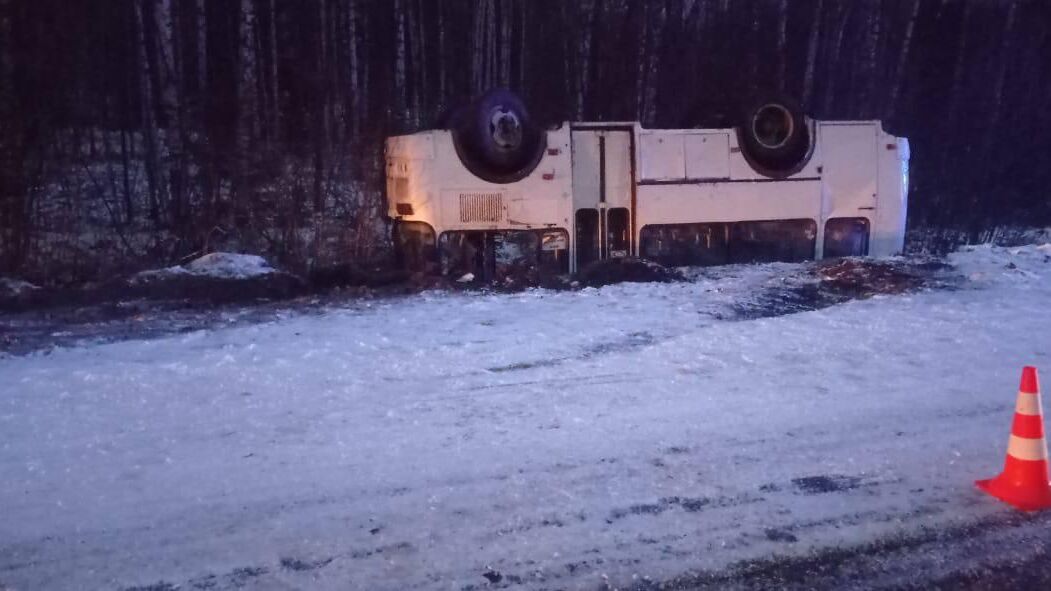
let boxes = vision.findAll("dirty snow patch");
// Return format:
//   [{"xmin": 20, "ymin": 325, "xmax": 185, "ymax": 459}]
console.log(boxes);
[
  {"xmin": 185, "ymin": 253, "xmax": 276, "ymax": 279},
  {"xmin": 131, "ymin": 253, "xmax": 277, "ymax": 284}
]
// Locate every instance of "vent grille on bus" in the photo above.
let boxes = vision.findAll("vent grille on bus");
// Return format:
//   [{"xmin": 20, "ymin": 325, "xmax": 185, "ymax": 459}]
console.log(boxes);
[{"xmin": 459, "ymin": 192, "xmax": 504, "ymax": 223}]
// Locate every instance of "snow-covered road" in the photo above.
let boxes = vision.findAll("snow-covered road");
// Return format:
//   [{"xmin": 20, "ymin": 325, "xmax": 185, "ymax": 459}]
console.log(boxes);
[{"xmin": 2, "ymin": 246, "xmax": 1051, "ymax": 590}]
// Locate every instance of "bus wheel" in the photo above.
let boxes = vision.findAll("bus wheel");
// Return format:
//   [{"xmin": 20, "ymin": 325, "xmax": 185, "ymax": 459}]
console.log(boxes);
[
  {"xmin": 451, "ymin": 88, "xmax": 547, "ymax": 184},
  {"xmin": 736, "ymin": 96, "xmax": 813, "ymax": 178}
]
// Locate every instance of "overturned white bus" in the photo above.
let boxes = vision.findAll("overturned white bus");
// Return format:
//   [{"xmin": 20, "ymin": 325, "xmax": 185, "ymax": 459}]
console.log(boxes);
[{"xmin": 386, "ymin": 89, "xmax": 909, "ymax": 282}]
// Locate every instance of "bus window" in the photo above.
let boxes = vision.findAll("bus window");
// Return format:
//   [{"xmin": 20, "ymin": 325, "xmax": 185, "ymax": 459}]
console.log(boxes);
[
  {"xmin": 639, "ymin": 223, "xmax": 729, "ymax": 267},
  {"xmin": 576, "ymin": 209, "xmax": 600, "ymax": 269},
  {"xmin": 394, "ymin": 221, "xmax": 437, "ymax": 273},
  {"xmin": 729, "ymin": 219, "xmax": 817, "ymax": 264},
  {"xmin": 824, "ymin": 218, "xmax": 870, "ymax": 258},
  {"xmin": 606, "ymin": 208, "xmax": 630, "ymax": 258}
]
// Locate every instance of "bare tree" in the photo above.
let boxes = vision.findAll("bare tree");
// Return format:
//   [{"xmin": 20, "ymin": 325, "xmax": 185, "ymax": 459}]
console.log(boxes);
[
  {"xmin": 5, "ymin": 0, "xmax": 1051, "ymax": 282},
  {"xmin": 887, "ymin": 0, "xmax": 920, "ymax": 120}
]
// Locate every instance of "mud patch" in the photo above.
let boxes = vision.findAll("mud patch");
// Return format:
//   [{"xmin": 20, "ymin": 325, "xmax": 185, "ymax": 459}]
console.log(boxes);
[
  {"xmin": 487, "ymin": 358, "xmax": 568, "ymax": 373},
  {"xmin": 608, "ymin": 494, "xmax": 762, "ymax": 522},
  {"xmin": 487, "ymin": 331, "xmax": 658, "ymax": 373},
  {"xmin": 731, "ymin": 256, "xmax": 959, "ymax": 320},
  {"xmin": 791, "ymin": 474, "xmax": 863, "ymax": 494},
  {"xmin": 583, "ymin": 331, "xmax": 656, "ymax": 357},
  {"xmin": 0, "ymin": 289, "xmax": 410, "ymax": 356},
  {"xmin": 349, "ymin": 541, "xmax": 413, "ymax": 560},
  {"xmin": 279, "ymin": 556, "xmax": 333, "ymax": 571},
  {"xmin": 615, "ymin": 511, "xmax": 1050, "ymax": 591},
  {"xmin": 0, "ymin": 271, "xmax": 307, "ymax": 315},
  {"xmin": 764, "ymin": 528, "xmax": 799, "ymax": 543},
  {"xmin": 577, "ymin": 257, "xmax": 685, "ymax": 288},
  {"xmin": 1, "ymin": 255, "xmax": 958, "ymax": 357},
  {"xmin": 817, "ymin": 258, "xmax": 942, "ymax": 297},
  {"xmin": 189, "ymin": 566, "xmax": 268, "ymax": 589},
  {"xmin": 890, "ymin": 539, "xmax": 1051, "ymax": 591},
  {"xmin": 491, "ymin": 512, "xmax": 587, "ymax": 537},
  {"xmin": 229, "ymin": 566, "xmax": 268, "ymax": 584},
  {"xmin": 189, "ymin": 574, "xmax": 219, "ymax": 589},
  {"xmin": 122, "ymin": 583, "xmax": 179, "ymax": 591}
]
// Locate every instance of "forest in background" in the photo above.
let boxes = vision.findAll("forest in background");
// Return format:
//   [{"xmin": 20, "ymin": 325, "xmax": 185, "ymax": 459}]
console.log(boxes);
[{"xmin": 1, "ymin": 0, "xmax": 1049, "ymax": 284}]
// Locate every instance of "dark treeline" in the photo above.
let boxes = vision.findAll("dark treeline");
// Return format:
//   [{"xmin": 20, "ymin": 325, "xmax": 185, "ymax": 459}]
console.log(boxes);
[{"xmin": 1, "ymin": 0, "xmax": 1049, "ymax": 283}]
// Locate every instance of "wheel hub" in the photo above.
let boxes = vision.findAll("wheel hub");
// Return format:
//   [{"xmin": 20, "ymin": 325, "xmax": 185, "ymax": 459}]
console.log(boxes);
[
  {"xmin": 489, "ymin": 107, "xmax": 523, "ymax": 151},
  {"xmin": 752, "ymin": 104, "xmax": 794, "ymax": 150}
]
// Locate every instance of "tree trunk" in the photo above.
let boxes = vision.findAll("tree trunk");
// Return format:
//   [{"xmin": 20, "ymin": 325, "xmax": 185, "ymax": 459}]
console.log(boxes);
[
  {"xmin": 887, "ymin": 0, "xmax": 920, "ymax": 121},
  {"xmin": 777, "ymin": 0, "xmax": 788, "ymax": 92},
  {"xmin": 348, "ymin": 0, "xmax": 360, "ymax": 134},
  {"xmin": 394, "ymin": 0, "xmax": 408, "ymax": 122},
  {"xmin": 499, "ymin": 0, "xmax": 511, "ymax": 87},
  {"xmin": 802, "ymin": 0, "xmax": 824, "ymax": 107},
  {"xmin": 236, "ymin": 0, "xmax": 259, "ymax": 217},
  {"xmin": 135, "ymin": 0, "xmax": 164, "ymax": 224}
]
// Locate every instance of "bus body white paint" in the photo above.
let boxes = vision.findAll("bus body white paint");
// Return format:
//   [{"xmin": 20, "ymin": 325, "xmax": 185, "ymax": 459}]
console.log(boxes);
[{"xmin": 387, "ymin": 120, "xmax": 908, "ymax": 275}]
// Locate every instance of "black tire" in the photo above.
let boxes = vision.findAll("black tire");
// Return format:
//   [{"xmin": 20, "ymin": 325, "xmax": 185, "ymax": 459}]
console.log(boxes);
[
  {"xmin": 736, "ymin": 96, "xmax": 813, "ymax": 178},
  {"xmin": 451, "ymin": 88, "xmax": 547, "ymax": 184}
]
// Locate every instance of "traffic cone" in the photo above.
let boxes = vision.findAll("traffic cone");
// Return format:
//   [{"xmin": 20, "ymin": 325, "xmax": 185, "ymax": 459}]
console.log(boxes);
[{"xmin": 976, "ymin": 366, "xmax": 1051, "ymax": 511}]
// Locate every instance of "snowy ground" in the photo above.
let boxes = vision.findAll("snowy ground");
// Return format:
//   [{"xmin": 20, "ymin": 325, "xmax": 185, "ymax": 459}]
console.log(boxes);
[{"xmin": 2, "ymin": 246, "xmax": 1051, "ymax": 590}]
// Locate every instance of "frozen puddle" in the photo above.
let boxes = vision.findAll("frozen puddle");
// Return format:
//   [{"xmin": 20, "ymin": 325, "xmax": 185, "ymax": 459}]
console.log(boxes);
[{"xmin": 0, "ymin": 246, "xmax": 1047, "ymax": 590}]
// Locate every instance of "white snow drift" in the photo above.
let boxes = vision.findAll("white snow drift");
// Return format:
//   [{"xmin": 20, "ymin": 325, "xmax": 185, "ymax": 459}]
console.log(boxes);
[
  {"xmin": 0, "ymin": 277, "xmax": 39, "ymax": 297},
  {"xmin": 130, "ymin": 252, "xmax": 278, "ymax": 284}
]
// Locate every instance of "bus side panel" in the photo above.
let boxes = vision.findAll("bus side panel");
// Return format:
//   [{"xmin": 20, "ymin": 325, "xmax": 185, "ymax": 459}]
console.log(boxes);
[{"xmin": 873, "ymin": 135, "xmax": 910, "ymax": 257}]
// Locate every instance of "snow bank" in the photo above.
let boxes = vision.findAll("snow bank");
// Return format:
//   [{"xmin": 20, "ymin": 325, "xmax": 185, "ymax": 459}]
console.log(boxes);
[
  {"xmin": 185, "ymin": 252, "xmax": 277, "ymax": 279},
  {"xmin": 0, "ymin": 277, "xmax": 40, "ymax": 297},
  {"xmin": 131, "ymin": 252, "xmax": 278, "ymax": 284},
  {"xmin": 129, "ymin": 265, "xmax": 193, "ymax": 283},
  {"xmin": 949, "ymin": 242, "xmax": 1051, "ymax": 284}
]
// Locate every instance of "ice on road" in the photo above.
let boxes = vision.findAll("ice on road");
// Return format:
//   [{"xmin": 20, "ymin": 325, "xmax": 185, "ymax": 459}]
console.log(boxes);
[{"xmin": 2, "ymin": 245, "xmax": 1051, "ymax": 590}]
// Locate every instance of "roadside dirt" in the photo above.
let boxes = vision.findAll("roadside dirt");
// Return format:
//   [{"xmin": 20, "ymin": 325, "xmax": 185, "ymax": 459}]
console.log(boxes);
[
  {"xmin": 729, "ymin": 256, "xmax": 958, "ymax": 320},
  {"xmin": 0, "ymin": 256, "xmax": 959, "ymax": 357},
  {"xmin": 622, "ymin": 510, "xmax": 1051, "ymax": 590}
]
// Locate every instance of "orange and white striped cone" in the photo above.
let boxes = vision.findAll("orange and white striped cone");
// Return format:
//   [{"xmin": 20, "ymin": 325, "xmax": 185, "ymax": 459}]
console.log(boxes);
[{"xmin": 976, "ymin": 366, "xmax": 1051, "ymax": 511}]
